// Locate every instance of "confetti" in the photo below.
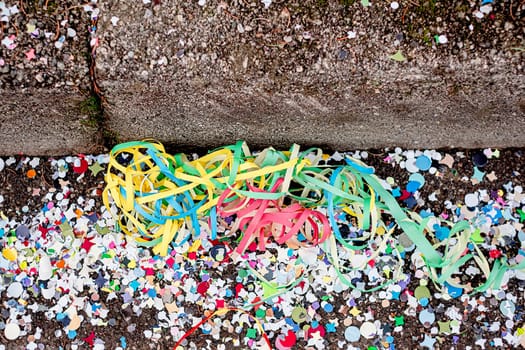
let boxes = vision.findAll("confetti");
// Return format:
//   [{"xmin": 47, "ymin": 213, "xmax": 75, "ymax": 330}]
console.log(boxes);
[
  {"xmin": 4, "ymin": 323, "xmax": 20, "ymax": 340},
  {"xmin": 0, "ymin": 143, "xmax": 524, "ymax": 349},
  {"xmin": 390, "ymin": 50, "xmax": 406, "ymax": 62}
]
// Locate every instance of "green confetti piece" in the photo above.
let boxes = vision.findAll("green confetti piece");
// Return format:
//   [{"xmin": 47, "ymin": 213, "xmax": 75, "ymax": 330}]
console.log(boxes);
[
  {"xmin": 262, "ymin": 282, "xmax": 279, "ymax": 300},
  {"xmin": 395, "ymin": 315, "xmax": 404, "ymax": 326},
  {"xmin": 472, "ymin": 167, "xmax": 485, "ymax": 182},
  {"xmin": 246, "ymin": 328, "xmax": 257, "ymax": 339},
  {"xmin": 414, "ymin": 285, "xmax": 431, "ymax": 299},
  {"xmin": 517, "ymin": 209, "xmax": 525, "ymax": 223},
  {"xmin": 438, "ymin": 321, "xmax": 451, "ymax": 334},
  {"xmin": 89, "ymin": 162, "xmax": 104, "ymax": 176},
  {"xmin": 390, "ymin": 50, "xmax": 406, "ymax": 62},
  {"xmin": 59, "ymin": 222, "xmax": 74, "ymax": 238},
  {"xmin": 291, "ymin": 307, "xmax": 308, "ymax": 323},
  {"xmin": 470, "ymin": 229, "xmax": 484, "ymax": 244},
  {"xmin": 95, "ymin": 224, "xmax": 110, "ymax": 234},
  {"xmin": 255, "ymin": 308, "xmax": 266, "ymax": 318},
  {"xmin": 361, "ymin": 0, "xmax": 370, "ymax": 6},
  {"xmin": 109, "ymin": 280, "xmax": 121, "ymax": 291}
]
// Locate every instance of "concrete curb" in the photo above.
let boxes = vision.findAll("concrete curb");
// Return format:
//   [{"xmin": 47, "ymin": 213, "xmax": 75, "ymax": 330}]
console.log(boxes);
[
  {"xmin": 96, "ymin": 0, "xmax": 525, "ymax": 151},
  {"xmin": 0, "ymin": 89, "xmax": 99, "ymax": 156}
]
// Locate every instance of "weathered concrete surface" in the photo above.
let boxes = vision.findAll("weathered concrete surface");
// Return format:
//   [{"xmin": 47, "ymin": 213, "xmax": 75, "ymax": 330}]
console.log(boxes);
[
  {"xmin": 100, "ymin": 82, "xmax": 525, "ymax": 150},
  {"xmin": 0, "ymin": 89, "xmax": 99, "ymax": 155},
  {"xmin": 97, "ymin": 0, "xmax": 525, "ymax": 150},
  {"xmin": 0, "ymin": 1, "xmax": 97, "ymax": 155}
]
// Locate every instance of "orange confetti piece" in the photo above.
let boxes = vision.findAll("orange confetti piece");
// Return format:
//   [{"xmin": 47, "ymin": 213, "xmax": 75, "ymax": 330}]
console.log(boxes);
[
  {"xmin": 26, "ymin": 169, "xmax": 37, "ymax": 179},
  {"xmin": 56, "ymin": 259, "xmax": 65, "ymax": 269}
]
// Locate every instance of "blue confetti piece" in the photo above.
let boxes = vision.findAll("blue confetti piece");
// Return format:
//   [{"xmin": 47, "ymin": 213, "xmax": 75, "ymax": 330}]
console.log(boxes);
[
  {"xmin": 445, "ymin": 282, "xmax": 463, "ymax": 298},
  {"xmin": 435, "ymin": 226, "xmax": 450, "ymax": 241},
  {"xmin": 129, "ymin": 280, "xmax": 140, "ymax": 291},
  {"xmin": 120, "ymin": 336, "xmax": 127, "ymax": 349},
  {"xmin": 415, "ymin": 155, "xmax": 431, "ymax": 171},
  {"xmin": 324, "ymin": 303, "xmax": 334, "ymax": 312},
  {"xmin": 419, "ymin": 209, "xmax": 434, "ymax": 218},
  {"xmin": 404, "ymin": 197, "xmax": 417, "ymax": 209},
  {"xmin": 391, "ymin": 187, "xmax": 401, "ymax": 197},
  {"xmin": 406, "ymin": 181, "xmax": 421, "ymax": 193},
  {"xmin": 285, "ymin": 317, "xmax": 300, "ymax": 332}
]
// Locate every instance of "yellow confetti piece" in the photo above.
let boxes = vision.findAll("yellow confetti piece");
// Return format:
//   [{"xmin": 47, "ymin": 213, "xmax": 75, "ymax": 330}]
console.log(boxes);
[
  {"xmin": 349, "ymin": 306, "xmax": 361, "ymax": 316},
  {"xmin": 2, "ymin": 247, "xmax": 17, "ymax": 261}
]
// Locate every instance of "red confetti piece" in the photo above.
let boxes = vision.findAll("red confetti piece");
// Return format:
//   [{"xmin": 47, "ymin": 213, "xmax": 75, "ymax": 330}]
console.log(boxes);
[
  {"xmin": 399, "ymin": 189, "xmax": 411, "ymax": 200},
  {"xmin": 306, "ymin": 324, "xmax": 326, "ymax": 339},
  {"xmin": 83, "ymin": 331, "xmax": 96, "ymax": 346},
  {"xmin": 276, "ymin": 329, "xmax": 296, "ymax": 348},
  {"xmin": 197, "ymin": 281, "xmax": 210, "ymax": 295},
  {"xmin": 165, "ymin": 257, "xmax": 175, "ymax": 268},
  {"xmin": 80, "ymin": 237, "xmax": 95, "ymax": 253},
  {"xmin": 73, "ymin": 157, "xmax": 89, "ymax": 174},
  {"xmin": 489, "ymin": 249, "xmax": 502, "ymax": 259}
]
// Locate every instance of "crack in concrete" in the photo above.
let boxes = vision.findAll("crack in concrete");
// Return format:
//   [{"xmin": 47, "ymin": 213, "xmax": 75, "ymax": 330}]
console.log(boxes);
[{"xmin": 87, "ymin": 10, "xmax": 117, "ymax": 152}]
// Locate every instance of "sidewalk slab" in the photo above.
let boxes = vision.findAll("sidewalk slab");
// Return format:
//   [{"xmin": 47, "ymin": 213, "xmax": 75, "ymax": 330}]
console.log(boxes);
[
  {"xmin": 0, "ymin": 0, "xmax": 98, "ymax": 155},
  {"xmin": 96, "ymin": 0, "xmax": 525, "ymax": 150}
]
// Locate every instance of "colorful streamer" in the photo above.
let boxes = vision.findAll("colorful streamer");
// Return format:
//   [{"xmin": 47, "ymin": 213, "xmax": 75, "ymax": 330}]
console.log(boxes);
[{"xmin": 103, "ymin": 140, "xmax": 525, "ymax": 295}]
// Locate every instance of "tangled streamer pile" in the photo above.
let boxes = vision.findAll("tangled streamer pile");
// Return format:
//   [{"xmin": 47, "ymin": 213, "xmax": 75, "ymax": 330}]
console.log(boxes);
[{"xmin": 103, "ymin": 141, "xmax": 525, "ymax": 294}]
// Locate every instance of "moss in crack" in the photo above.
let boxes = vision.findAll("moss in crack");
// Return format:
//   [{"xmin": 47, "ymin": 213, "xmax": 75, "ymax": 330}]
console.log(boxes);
[
  {"xmin": 102, "ymin": 129, "xmax": 120, "ymax": 149},
  {"xmin": 79, "ymin": 95, "xmax": 103, "ymax": 128},
  {"xmin": 78, "ymin": 94, "xmax": 119, "ymax": 151}
]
